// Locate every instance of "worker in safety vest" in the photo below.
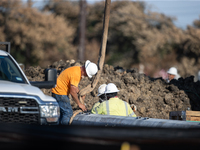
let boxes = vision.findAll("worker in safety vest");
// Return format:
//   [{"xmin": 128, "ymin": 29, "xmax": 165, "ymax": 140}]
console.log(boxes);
[
  {"xmin": 91, "ymin": 84, "xmax": 107, "ymax": 114},
  {"xmin": 92, "ymin": 83, "xmax": 137, "ymax": 117},
  {"xmin": 51, "ymin": 60, "xmax": 98, "ymax": 125}
]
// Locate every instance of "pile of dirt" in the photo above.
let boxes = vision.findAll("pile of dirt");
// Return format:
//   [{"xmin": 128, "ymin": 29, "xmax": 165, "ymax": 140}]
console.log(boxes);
[{"xmin": 25, "ymin": 59, "xmax": 200, "ymax": 119}]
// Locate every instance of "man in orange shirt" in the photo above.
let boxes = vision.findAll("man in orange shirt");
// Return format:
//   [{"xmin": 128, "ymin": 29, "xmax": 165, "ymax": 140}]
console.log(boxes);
[{"xmin": 52, "ymin": 60, "xmax": 98, "ymax": 125}]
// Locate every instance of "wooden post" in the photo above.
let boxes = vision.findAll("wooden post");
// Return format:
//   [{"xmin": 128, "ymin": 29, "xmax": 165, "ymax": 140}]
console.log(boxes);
[{"xmin": 79, "ymin": 0, "xmax": 111, "ymax": 103}]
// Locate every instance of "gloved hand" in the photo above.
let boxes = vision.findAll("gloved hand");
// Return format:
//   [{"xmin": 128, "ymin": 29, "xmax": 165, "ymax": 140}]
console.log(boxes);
[{"xmin": 130, "ymin": 104, "xmax": 137, "ymax": 112}]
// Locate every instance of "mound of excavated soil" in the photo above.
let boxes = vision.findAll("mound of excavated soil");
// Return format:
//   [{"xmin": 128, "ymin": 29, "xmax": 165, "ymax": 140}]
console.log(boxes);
[{"xmin": 25, "ymin": 59, "xmax": 200, "ymax": 119}]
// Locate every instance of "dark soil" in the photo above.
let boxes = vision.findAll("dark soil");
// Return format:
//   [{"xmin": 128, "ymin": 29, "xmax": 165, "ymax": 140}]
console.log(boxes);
[{"xmin": 25, "ymin": 59, "xmax": 200, "ymax": 119}]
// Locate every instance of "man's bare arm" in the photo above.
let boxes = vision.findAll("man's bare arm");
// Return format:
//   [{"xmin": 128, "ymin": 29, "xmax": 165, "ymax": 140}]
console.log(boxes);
[{"xmin": 70, "ymin": 85, "xmax": 87, "ymax": 111}]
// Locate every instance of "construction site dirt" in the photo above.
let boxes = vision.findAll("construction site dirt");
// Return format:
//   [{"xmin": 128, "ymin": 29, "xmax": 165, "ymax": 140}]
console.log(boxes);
[{"xmin": 25, "ymin": 59, "xmax": 200, "ymax": 120}]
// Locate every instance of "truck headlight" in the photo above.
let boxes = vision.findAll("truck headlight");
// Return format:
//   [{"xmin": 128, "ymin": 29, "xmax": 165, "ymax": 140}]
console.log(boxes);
[{"xmin": 40, "ymin": 104, "xmax": 60, "ymax": 122}]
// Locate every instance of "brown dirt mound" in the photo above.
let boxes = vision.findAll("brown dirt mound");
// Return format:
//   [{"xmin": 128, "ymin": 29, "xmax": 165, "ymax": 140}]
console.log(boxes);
[{"xmin": 25, "ymin": 59, "xmax": 200, "ymax": 119}]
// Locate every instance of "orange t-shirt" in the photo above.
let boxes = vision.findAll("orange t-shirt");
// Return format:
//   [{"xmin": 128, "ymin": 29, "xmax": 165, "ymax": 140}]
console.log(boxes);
[{"xmin": 51, "ymin": 66, "xmax": 81, "ymax": 95}]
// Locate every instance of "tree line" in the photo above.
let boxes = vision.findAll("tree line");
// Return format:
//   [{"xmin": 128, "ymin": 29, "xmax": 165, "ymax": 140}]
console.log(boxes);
[{"xmin": 0, "ymin": 0, "xmax": 200, "ymax": 77}]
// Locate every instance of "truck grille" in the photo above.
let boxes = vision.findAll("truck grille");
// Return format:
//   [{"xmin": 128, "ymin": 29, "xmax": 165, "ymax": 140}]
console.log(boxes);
[{"xmin": 0, "ymin": 97, "xmax": 39, "ymax": 124}]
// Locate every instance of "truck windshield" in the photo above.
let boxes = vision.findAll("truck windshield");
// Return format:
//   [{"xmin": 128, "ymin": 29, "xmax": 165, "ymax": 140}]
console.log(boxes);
[{"xmin": 0, "ymin": 56, "xmax": 27, "ymax": 84}]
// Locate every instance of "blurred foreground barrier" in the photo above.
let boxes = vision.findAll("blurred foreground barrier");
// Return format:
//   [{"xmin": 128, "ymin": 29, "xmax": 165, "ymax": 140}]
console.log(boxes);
[{"xmin": 1, "ymin": 122, "xmax": 200, "ymax": 150}]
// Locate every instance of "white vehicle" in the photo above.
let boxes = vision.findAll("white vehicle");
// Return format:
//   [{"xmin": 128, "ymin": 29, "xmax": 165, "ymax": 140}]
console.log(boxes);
[{"xmin": 0, "ymin": 50, "xmax": 60, "ymax": 125}]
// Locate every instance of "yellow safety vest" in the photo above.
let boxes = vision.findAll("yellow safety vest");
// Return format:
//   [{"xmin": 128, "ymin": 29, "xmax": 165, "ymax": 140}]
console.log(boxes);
[
  {"xmin": 93, "ymin": 97, "xmax": 136, "ymax": 117},
  {"xmin": 91, "ymin": 101, "xmax": 100, "ymax": 114}
]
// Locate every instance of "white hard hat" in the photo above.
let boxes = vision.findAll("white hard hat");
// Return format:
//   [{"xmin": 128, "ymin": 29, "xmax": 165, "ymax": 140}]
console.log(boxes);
[
  {"xmin": 105, "ymin": 83, "xmax": 119, "ymax": 94},
  {"xmin": 167, "ymin": 67, "xmax": 178, "ymax": 76},
  {"xmin": 97, "ymin": 84, "xmax": 107, "ymax": 96},
  {"xmin": 85, "ymin": 60, "xmax": 98, "ymax": 78}
]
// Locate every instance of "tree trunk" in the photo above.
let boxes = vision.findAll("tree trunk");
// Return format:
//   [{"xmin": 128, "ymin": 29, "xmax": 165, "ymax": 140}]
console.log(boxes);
[
  {"xmin": 79, "ymin": 0, "xmax": 111, "ymax": 103},
  {"xmin": 78, "ymin": 0, "xmax": 87, "ymax": 61}
]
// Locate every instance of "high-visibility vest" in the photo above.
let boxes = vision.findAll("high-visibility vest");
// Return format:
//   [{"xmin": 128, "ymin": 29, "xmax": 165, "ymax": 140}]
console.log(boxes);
[
  {"xmin": 91, "ymin": 101, "xmax": 100, "ymax": 114},
  {"xmin": 93, "ymin": 97, "xmax": 136, "ymax": 117}
]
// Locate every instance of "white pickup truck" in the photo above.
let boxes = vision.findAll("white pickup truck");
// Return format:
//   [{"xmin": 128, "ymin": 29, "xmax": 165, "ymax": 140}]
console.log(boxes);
[{"xmin": 0, "ymin": 50, "xmax": 60, "ymax": 125}]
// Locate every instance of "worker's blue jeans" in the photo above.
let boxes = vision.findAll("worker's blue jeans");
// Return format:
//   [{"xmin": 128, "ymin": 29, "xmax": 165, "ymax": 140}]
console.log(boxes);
[{"xmin": 52, "ymin": 93, "xmax": 73, "ymax": 125}]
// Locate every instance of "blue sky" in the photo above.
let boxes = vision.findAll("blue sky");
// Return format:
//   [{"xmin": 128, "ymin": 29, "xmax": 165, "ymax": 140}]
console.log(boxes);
[
  {"xmin": 30, "ymin": 0, "xmax": 200, "ymax": 30},
  {"xmin": 142, "ymin": 0, "xmax": 200, "ymax": 29}
]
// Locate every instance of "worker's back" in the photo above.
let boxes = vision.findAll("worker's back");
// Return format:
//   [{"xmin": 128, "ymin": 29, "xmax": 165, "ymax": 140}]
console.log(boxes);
[
  {"xmin": 94, "ymin": 97, "xmax": 136, "ymax": 117},
  {"xmin": 51, "ymin": 66, "xmax": 81, "ymax": 95}
]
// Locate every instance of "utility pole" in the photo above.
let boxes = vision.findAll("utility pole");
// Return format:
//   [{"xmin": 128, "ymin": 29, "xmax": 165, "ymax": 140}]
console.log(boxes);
[
  {"xmin": 28, "ymin": 0, "xmax": 32, "ymax": 7},
  {"xmin": 26, "ymin": 0, "xmax": 32, "ymax": 68},
  {"xmin": 78, "ymin": 0, "xmax": 87, "ymax": 61},
  {"xmin": 70, "ymin": 0, "xmax": 111, "ymax": 124},
  {"xmin": 79, "ymin": 0, "xmax": 111, "ymax": 101}
]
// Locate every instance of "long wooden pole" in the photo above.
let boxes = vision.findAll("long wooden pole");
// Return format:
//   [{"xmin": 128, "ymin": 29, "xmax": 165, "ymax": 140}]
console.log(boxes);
[{"xmin": 79, "ymin": 0, "xmax": 111, "ymax": 102}]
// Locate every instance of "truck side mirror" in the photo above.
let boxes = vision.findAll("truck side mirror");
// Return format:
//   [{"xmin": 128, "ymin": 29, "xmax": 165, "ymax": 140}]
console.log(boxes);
[
  {"xmin": 30, "ymin": 68, "xmax": 57, "ymax": 89},
  {"xmin": 45, "ymin": 68, "xmax": 57, "ymax": 85}
]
